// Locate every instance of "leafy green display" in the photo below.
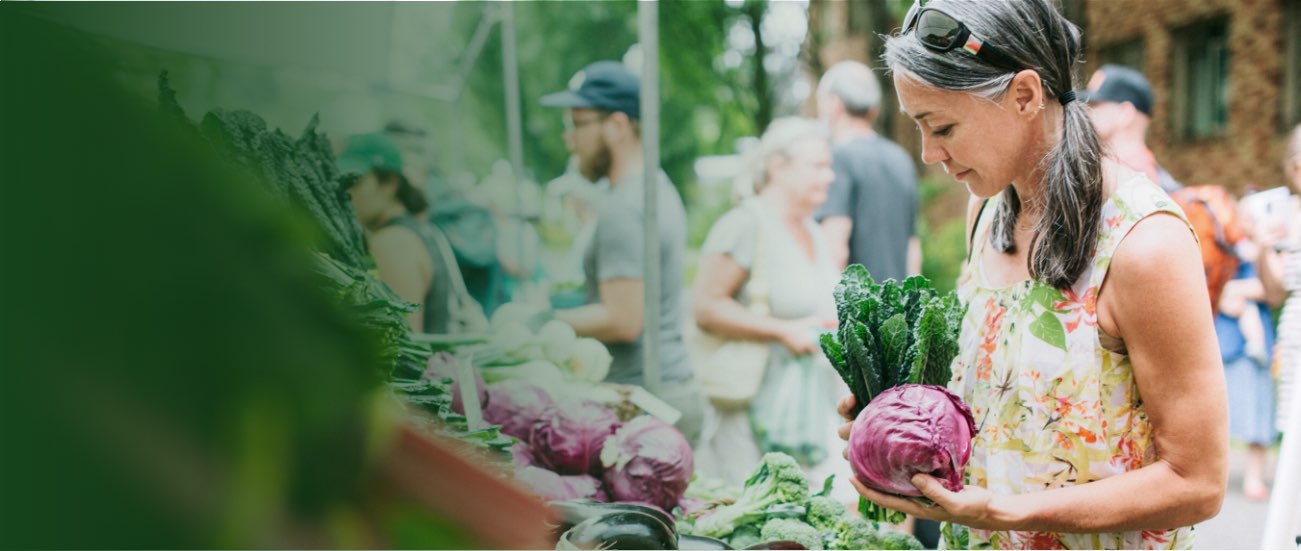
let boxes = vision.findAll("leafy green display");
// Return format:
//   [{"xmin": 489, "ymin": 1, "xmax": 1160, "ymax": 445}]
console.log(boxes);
[
  {"xmin": 821, "ymin": 265, "xmax": 964, "ymax": 416},
  {"xmin": 158, "ymin": 74, "xmax": 511, "ymax": 455}
]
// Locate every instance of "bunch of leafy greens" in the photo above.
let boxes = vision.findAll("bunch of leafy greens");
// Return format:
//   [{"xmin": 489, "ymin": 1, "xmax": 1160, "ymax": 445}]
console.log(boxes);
[
  {"xmin": 820, "ymin": 265, "xmax": 963, "ymax": 414},
  {"xmin": 819, "ymin": 265, "xmax": 964, "ymax": 524},
  {"xmin": 160, "ymin": 74, "xmax": 511, "ymax": 456}
]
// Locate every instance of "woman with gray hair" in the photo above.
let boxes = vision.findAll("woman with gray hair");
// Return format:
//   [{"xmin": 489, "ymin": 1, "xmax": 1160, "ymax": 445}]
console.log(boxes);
[
  {"xmin": 692, "ymin": 117, "xmax": 843, "ymax": 484},
  {"xmin": 835, "ymin": 0, "xmax": 1227, "ymax": 548}
]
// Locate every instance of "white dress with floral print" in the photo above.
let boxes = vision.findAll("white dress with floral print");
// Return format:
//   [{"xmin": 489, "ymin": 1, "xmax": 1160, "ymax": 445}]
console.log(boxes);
[{"xmin": 945, "ymin": 174, "xmax": 1196, "ymax": 550}]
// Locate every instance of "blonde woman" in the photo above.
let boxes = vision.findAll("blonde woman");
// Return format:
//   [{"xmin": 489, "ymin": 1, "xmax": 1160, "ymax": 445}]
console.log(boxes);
[{"xmin": 692, "ymin": 117, "xmax": 843, "ymax": 485}]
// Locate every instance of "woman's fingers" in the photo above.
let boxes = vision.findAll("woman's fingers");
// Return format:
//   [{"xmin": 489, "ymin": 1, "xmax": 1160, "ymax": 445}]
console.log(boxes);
[
  {"xmin": 837, "ymin": 421, "xmax": 852, "ymax": 441},
  {"xmin": 848, "ymin": 477, "xmax": 944, "ymax": 521},
  {"xmin": 836, "ymin": 394, "xmax": 856, "ymax": 421}
]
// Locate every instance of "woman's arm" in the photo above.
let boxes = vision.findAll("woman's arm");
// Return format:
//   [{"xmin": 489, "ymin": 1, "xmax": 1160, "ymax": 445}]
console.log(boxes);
[
  {"xmin": 850, "ymin": 213, "xmax": 1228, "ymax": 533},
  {"xmin": 371, "ymin": 226, "xmax": 435, "ymax": 332},
  {"xmin": 692, "ymin": 253, "xmax": 818, "ymax": 355}
]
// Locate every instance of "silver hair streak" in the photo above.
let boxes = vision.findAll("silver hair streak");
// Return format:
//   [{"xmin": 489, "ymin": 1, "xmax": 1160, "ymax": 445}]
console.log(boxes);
[{"xmin": 884, "ymin": 0, "xmax": 1103, "ymax": 291}]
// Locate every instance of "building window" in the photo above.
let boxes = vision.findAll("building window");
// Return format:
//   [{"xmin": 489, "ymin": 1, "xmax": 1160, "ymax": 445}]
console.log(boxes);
[
  {"xmin": 1097, "ymin": 38, "xmax": 1145, "ymax": 75},
  {"xmin": 1171, "ymin": 18, "xmax": 1229, "ymax": 140},
  {"xmin": 1284, "ymin": 0, "xmax": 1301, "ymax": 129}
]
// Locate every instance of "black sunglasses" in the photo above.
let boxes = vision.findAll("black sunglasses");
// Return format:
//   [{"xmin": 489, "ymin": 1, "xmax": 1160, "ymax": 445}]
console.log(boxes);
[{"xmin": 902, "ymin": 1, "xmax": 1021, "ymax": 72}]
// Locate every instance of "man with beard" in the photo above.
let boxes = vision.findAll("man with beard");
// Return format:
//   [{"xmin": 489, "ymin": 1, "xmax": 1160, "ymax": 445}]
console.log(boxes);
[{"xmin": 541, "ymin": 61, "xmax": 704, "ymax": 444}]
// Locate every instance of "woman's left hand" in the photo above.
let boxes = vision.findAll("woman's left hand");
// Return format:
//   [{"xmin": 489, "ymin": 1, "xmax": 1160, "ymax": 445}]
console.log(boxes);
[{"xmin": 848, "ymin": 474, "xmax": 1011, "ymax": 531}]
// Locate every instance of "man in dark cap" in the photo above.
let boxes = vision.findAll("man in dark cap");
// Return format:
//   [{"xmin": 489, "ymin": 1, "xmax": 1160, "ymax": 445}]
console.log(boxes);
[
  {"xmin": 1081, "ymin": 64, "xmax": 1183, "ymax": 193},
  {"xmin": 541, "ymin": 61, "xmax": 704, "ymax": 444}
]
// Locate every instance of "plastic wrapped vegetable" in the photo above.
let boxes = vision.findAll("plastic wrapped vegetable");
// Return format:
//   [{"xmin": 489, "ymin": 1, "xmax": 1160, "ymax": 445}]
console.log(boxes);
[
  {"xmin": 531, "ymin": 401, "xmax": 622, "ymax": 476},
  {"xmin": 420, "ymin": 351, "xmax": 487, "ymax": 415},
  {"xmin": 848, "ymin": 384, "xmax": 974, "ymax": 496},
  {"xmin": 599, "ymin": 415, "xmax": 695, "ymax": 513},
  {"xmin": 482, "ymin": 380, "xmax": 554, "ymax": 443},
  {"xmin": 515, "ymin": 467, "xmax": 607, "ymax": 502}
]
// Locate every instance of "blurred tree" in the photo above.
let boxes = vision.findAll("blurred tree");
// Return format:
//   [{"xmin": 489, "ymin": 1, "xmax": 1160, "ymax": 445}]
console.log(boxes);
[
  {"xmin": 451, "ymin": 0, "xmax": 778, "ymax": 197},
  {"xmin": 805, "ymin": 0, "xmax": 914, "ymax": 156}
]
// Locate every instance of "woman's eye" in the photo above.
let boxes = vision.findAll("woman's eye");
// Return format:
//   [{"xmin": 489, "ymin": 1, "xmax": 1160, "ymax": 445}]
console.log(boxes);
[{"xmin": 932, "ymin": 125, "xmax": 954, "ymax": 137}]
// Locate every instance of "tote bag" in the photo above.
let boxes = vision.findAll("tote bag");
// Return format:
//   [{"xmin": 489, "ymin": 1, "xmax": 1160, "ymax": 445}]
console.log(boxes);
[{"xmin": 689, "ymin": 204, "xmax": 771, "ymax": 410}]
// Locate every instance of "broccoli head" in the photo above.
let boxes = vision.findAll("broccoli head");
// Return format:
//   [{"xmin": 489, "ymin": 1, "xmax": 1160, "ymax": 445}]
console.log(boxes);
[
  {"xmin": 760, "ymin": 518, "xmax": 824, "ymax": 550},
  {"xmin": 877, "ymin": 529, "xmax": 925, "ymax": 550},
  {"xmin": 825, "ymin": 513, "xmax": 875, "ymax": 550},
  {"xmin": 689, "ymin": 453, "xmax": 810, "ymax": 538},
  {"xmin": 805, "ymin": 496, "xmax": 847, "ymax": 531}
]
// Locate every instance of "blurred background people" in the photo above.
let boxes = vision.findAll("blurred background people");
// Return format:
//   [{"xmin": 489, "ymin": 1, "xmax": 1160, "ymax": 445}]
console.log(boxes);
[
  {"xmin": 691, "ymin": 117, "xmax": 842, "ymax": 484},
  {"xmin": 1081, "ymin": 64, "xmax": 1183, "ymax": 193},
  {"xmin": 815, "ymin": 60, "xmax": 921, "ymax": 279},
  {"xmin": 541, "ymin": 61, "xmax": 705, "ymax": 444},
  {"xmin": 1256, "ymin": 125, "xmax": 1301, "ymax": 439},
  {"xmin": 1217, "ymin": 198, "xmax": 1278, "ymax": 500},
  {"xmin": 339, "ymin": 132, "xmax": 483, "ymax": 333}
]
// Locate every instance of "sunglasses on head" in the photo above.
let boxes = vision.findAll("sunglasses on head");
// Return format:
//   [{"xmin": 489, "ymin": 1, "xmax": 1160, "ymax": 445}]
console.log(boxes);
[{"xmin": 902, "ymin": 0, "xmax": 1021, "ymax": 72}]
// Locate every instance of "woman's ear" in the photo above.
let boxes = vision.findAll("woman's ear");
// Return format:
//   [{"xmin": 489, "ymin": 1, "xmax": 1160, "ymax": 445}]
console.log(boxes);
[
  {"xmin": 1009, "ymin": 70, "xmax": 1046, "ymax": 116},
  {"xmin": 764, "ymin": 154, "xmax": 790, "ymax": 187}
]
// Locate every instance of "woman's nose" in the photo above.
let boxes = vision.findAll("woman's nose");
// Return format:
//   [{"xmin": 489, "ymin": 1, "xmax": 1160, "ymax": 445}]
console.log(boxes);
[{"xmin": 919, "ymin": 134, "xmax": 949, "ymax": 165}]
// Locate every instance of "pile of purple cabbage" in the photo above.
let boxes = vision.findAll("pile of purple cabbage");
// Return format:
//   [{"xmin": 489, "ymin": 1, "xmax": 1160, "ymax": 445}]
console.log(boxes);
[
  {"xmin": 426, "ymin": 352, "xmax": 694, "ymax": 514},
  {"xmin": 819, "ymin": 266, "xmax": 974, "ymax": 524}
]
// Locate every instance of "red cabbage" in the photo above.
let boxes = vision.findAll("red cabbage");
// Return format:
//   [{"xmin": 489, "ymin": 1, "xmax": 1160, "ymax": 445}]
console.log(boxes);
[
  {"xmin": 421, "ymin": 351, "xmax": 487, "ymax": 415},
  {"xmin": 510, "ymin": 442, "xmax": 534, "ymax": 470},
  {"xmin": 515, "ymin": 467, "xmax": 608, "ymax": 502},
  {"xmin": 848, "ymin": 384, "xmax": 975, "ymax": 496},
  {"xmin": 599, "ymin": 416, "xmax": 694, "ymax": 512},
  {"xmin": 530, "ymin": 401, "xmax": 621, "ymax": 476},
  {"xmin": 482, "ymin": 380, "xmax": 554, "ymax": 443}
]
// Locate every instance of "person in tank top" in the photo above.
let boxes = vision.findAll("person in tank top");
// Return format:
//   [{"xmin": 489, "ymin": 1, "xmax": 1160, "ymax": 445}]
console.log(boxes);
[
  {"xmin": 834, "ymin": 1, "xmax": 1227, "ymax": 548},
  {"xmin": 339, "ymin": 132, "xmax": 457, "ymax": 333}
]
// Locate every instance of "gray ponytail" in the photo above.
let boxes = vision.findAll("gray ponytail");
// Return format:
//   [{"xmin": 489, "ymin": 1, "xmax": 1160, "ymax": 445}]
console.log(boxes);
[{"xmin": 884, "ymin": 0, "xmax": 1103, "ymax": 290}]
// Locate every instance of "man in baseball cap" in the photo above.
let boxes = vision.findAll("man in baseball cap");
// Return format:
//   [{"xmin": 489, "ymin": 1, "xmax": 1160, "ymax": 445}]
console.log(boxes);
[
  {"xmin": 1080, "ymin": 64, "xmax": 1182, "ymax": 193},
  {"xmin": 540, "ymin": 60, "xmax": 641, "ymax": 120},
  {"xmin": 541, "ymin": 61, "xmax": 705, "ymax": 445}
]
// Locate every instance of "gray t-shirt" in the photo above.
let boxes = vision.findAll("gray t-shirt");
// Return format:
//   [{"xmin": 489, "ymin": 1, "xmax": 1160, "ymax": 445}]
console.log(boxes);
[
  {"xmin": 583, "ymin": 168, "xmax": 692, "ymax": 386},
  {"xmin": 815, "ymin": 133, "xmax": 918, "ymax": 283}
]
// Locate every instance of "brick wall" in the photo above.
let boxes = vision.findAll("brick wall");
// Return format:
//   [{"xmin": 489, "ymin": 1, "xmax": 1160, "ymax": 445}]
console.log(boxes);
[{"xmin": 1085, "ymin": 0, "xmax": 1295, "ymax": 194}]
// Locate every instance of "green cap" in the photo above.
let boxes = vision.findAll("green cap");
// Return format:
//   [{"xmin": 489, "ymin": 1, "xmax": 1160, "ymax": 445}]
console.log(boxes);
[{"xmin": 335, "ymin": 133, "xmax": 403, "ymax": 176}]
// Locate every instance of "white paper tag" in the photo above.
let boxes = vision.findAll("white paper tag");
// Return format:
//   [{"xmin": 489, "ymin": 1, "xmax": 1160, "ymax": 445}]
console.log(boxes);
[
  {"xmin": 627, "ymin": 386, "xmax": 681, "ymax": 425},
  {"xmin": 458, "ymin": 356, "xmax": 485, "ymax": 431}
]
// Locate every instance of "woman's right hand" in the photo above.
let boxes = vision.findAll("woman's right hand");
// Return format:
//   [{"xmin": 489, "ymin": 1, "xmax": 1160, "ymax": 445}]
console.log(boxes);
[
  {"xmin": 776, "ymin": 318, "xmax": 820, "ymax": 355},
  {"xmin": 837, "ymin": 394, "xmax": 856, "ymax": 459}
]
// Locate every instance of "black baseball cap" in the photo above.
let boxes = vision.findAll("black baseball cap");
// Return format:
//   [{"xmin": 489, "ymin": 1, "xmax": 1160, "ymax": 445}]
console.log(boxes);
[
  {"xmin": 1078, "ymin": 64, "xmax": 1154, "ymax": 117},
  {"xmin": 540, "ymin": 61, "xmax": 640, "ymax": 120}
]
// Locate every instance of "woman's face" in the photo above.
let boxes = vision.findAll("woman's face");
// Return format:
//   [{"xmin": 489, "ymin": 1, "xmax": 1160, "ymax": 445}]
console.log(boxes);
[
  {"xmin": 893, "ymin": 71, "xmax": 1042, "ymax": 198},
  {"xmin": 766, "ymin": 140, "xmax": 835, "ymax": 210},
  {"xmin": 347, "ymin": 172, "xmax": 395, "ymax": 227}
]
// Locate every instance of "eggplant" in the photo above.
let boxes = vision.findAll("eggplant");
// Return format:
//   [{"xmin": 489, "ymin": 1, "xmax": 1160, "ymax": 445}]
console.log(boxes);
[
  {"xmin": 549, "ymin": 499, "xmax": 677, "ymax": 540},
  {"xmin": 743, "ymin": 542, "xmax": 807, "ymax": 550},
  {"xmin": 678, "ymin": 534, "xmax": 734, "ymax": 549},
  {"xmin": 557, "ymin": 511, "xmax": 679, "ymax": 550}
]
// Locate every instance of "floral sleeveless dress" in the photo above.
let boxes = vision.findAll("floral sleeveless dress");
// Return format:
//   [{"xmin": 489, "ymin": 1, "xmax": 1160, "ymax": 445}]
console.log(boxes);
[{"xmin": 946, "ymin": 175, "xmax": 1196, "ymax": 550}]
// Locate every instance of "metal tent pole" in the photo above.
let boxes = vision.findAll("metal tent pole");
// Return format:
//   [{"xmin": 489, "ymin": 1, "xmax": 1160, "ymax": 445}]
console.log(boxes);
[
  {"xmin": 500, "ymin": 2, "xmax": 524, "ymax": 179},
  {"xmin": 638, "ymin": 0, "xmax": 661, "ymax": 395},
  {"xmin": 499, "ymin": 2, "xmax": 529, "ymax": 294}
]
